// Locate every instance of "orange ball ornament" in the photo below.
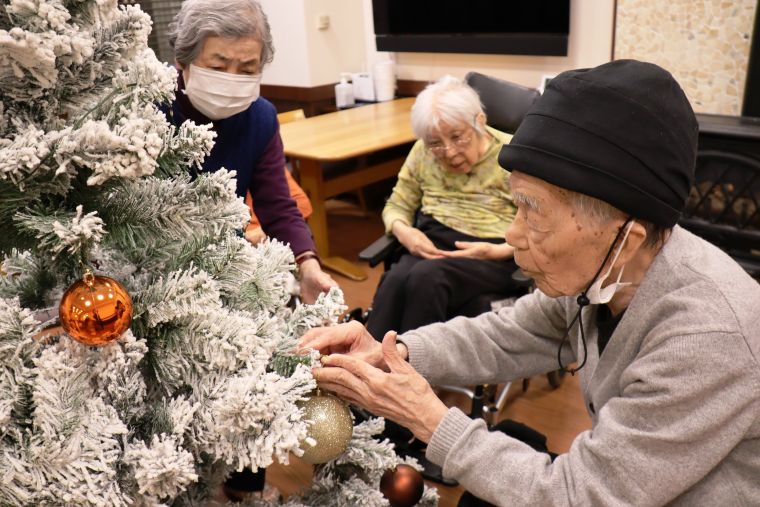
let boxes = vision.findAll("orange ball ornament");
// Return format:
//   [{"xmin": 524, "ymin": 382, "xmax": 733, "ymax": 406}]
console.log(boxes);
[
  {"xmin": 59, "ymin": 271, "xmax": 132, "ymax": 346},
  {"xmin": 380, "ymin": 464, "xmax": 424, "ymax": 507}
]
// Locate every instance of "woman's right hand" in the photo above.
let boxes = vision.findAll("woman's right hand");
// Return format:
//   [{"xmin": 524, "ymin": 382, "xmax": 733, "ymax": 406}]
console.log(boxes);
[
  {"xmin": 392, "ymin": 221, "xmax": 444, "ymax": 259},
  {"xmin": 299, "ymin": 321, "xmax": 384, "ymax": 369},
  {"xmin": 298, "ymin": 321, "xmax": 407, "ymax": 372}
]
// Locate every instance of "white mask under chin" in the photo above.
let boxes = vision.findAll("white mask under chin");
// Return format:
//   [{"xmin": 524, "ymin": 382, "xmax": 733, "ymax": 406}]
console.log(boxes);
[
  {"xmin": 183, "ymin": 64, "xmax": 262, "ymax": 120},
  {"xmin": 584, "ymin": 220, "xmax": 635, "ymax": 305}
]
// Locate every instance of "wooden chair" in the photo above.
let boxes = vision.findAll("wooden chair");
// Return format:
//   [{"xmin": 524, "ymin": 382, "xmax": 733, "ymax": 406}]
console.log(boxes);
[
  {"xmin": 277, "ymin": 108, "xmax": 306, "ymax": 124},
  {"xmin": 277, "ymin": 108, "xmax": 307, "ymax": 180}
]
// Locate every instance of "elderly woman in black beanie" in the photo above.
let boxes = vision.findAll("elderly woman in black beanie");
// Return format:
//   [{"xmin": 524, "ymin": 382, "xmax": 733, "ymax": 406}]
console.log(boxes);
[{"xmin": 299, "ymin": 60, "xmax": 760, "ymax": 507}]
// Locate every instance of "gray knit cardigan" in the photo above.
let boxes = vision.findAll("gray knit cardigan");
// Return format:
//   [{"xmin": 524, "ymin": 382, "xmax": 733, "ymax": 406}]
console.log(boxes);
[{"xmin": 400, "ymin": 226, "xmax": 760, "ymax": 506}]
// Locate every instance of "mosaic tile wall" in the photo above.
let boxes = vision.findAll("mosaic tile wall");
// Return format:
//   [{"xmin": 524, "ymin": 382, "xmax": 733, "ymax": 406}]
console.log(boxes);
[{"xmin": 615, "ymin": 0, "xmax": 757, "ymax": 115}]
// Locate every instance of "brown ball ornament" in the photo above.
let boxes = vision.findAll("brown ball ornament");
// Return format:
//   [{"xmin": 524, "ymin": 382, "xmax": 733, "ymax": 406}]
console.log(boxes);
[
  {"xmin": 59, "ymin": 271, "xmax": 132, "ymax": 346},
  {"xmin": 380, "ymin": 464, "xmax": 424, "ymax": 507},
  {"xmin": 298, "ymin": 391, "xmax": 353, "ymax": 464}
]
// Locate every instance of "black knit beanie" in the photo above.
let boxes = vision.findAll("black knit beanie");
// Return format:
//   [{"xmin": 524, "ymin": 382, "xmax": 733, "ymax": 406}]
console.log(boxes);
[{"xmin": 498, "ymin": 59, "xmax": 699, "ymax": 227}]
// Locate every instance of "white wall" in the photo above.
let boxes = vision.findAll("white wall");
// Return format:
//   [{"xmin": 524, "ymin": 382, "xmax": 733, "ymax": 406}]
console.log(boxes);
[
  {"xmin": 259, "ymin": 0, "xmax": 311, "ymax": 87},
  {"xmin": 260, "ymin": 0, "xmax": 367, "ymax": 87},
  {"xmin": 262, "ymin": 0, "xmax": 616, "ymax": 90},
  {"xmin": 304, "ymin": 0, "xmax": 368, "ymax": 85}
]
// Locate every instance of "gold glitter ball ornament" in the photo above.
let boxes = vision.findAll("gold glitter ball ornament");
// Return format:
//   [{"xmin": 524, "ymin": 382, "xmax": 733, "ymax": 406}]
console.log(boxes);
[
  {"xmin": 298, "ymin": 391, "xmax": 353, "ymax": 464},
  {"xmin": 59, "ymin": 271, "xmax": 133, "ymax": 346}
]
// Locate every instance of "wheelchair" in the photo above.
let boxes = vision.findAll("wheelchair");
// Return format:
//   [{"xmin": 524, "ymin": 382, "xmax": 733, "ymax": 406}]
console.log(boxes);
[{"xmin": 344, "ymin": 73, "xmax": 565, "ymax": 484}]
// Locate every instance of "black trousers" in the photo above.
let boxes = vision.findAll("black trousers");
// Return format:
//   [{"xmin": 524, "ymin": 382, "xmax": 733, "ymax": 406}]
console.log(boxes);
[{"xmin": 366, "ymin": 214, "xmax": 518, "ymax": 340}]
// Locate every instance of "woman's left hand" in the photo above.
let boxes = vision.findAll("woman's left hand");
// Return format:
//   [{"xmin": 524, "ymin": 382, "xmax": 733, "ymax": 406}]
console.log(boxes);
[
  {"xmin": 440, "ymin": 241, "xmax": 515, "ymax": 261},
  {"xmin": 313, "ymin": 331, "xmax": 449, "ymax": 443},
  {"xmin": 299, "ymin": 258, "xmax": 338, "ymax": 304},
  {"xmin": 244, "ymin": 226, "xmax": 267, "ymax": 245}
]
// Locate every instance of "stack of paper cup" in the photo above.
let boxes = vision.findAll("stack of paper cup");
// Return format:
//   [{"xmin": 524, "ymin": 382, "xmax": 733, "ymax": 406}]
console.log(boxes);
[{"xmin": 373, "ymin": 60, "xmax": 396, "ymax": 102}]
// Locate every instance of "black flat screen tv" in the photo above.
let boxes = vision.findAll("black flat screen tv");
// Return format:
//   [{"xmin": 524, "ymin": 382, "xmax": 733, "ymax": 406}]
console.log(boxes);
[{"xmin": 373, "ymin": 0, "xmax": 570, "ymax": 56}]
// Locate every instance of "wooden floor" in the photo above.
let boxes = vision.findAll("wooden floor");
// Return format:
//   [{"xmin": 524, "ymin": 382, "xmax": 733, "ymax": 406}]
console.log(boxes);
[{"xmin": 266, "ymin": 202, "xmax": 593, "ymax": 506}]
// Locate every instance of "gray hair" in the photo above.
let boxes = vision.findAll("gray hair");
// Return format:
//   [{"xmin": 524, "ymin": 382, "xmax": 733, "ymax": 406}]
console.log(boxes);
[
  {"xmin": 168, "ymin": 0, "xmax": 274, "ymax": 68},
  {"xmin": 568, "ymin": 191, "xmax": 669, "ymax": 248},
  {"xmin": 411, "ymin": 75, "xmax": 486, "ymax": 140},
  {"xmin": 569, "ymin": 192, "xmax": 625, "ymax": 225}
]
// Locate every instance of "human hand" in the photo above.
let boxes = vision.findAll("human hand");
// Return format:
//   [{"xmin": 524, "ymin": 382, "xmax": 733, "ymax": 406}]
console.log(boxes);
[
  {"xmin": 244, "ymin": 226, "xmax": 267, "ymax": 245},
  {"xmin": 392, "ymin": 222, "xmax": 444, "ymax": 259},
  {"xmin": 440, "ymin": 241, "xmax": 515, "ymax": 260},
  {"xmin": 298, "ymin": 258, "xmax": 338, "ymax": 304},
  {"xmin": 314, "ymin": 331, "xmax": 448, "ymax": 443},
  {"xmin": 299, "ymin": 320, "xmax": 386, "ymax": 369}
]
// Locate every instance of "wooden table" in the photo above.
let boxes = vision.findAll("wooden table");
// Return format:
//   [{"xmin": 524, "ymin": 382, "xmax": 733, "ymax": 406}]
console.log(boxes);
[{"xmin": 280, "ymin": 98, "xmax": 415, "ymax": 280}]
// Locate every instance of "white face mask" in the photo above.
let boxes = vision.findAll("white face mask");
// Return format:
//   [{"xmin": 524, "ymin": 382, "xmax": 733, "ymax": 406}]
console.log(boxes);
[
  {"xmin": 183, "ymin": 64, "xmax": 262, "ymax": 120},
  {"xmin": 585, "ymin": 220, "xmax": 635, "ymax": 305}
]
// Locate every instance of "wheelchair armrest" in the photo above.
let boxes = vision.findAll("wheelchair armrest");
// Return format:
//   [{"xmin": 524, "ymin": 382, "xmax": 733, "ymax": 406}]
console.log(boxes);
[{"xmin": 359, "ymin": 234, "xmax": 400, "ymax": 267}]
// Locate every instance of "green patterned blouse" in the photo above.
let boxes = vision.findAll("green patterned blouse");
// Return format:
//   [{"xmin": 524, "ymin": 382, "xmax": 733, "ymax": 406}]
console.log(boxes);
[{"xmin": 382, "ymin": 125, "xmax": 516, "ymax": 239}]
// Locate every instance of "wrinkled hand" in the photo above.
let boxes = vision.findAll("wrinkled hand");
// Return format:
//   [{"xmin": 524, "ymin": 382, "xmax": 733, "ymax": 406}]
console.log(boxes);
[
  {"xmin": 313, "ymin": 331, "xmax": 448, "ymax": 443},
  {"xmin": 393, "ymin": 222, "xmax": 444, "ymax": 259},
  {"xmin": 244, "ymin": 226, "xmax": 267, "ymax": 246},
  {"xmin": 298, "ymin": 320, "xmax": 385, "ymax": 369},
  {"xmin": 299, "ymin": 258, "xmax": 338, "ymax": 304},
  {"xmin": 440, "ymin": 241, "xmax": 515, "ymax": 261}
]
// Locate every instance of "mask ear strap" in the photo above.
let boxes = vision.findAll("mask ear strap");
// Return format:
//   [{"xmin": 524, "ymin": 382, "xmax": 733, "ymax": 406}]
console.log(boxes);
[
  {"xmin": 581, "ymin": 217, "xmax": 634, "ymax": 300},
  {"xmin": 599, "ymin": 219, "xmax": 635, "ymax": 287},
  {"xmin": 557, "ymin": 217, "xmax": 633, "ymax": 375}
]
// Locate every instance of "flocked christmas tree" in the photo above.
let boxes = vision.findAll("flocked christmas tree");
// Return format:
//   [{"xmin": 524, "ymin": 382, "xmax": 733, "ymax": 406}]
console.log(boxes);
[{"xmin": 0, "ymin": 1, "xmax": 438, "ymax": 505}]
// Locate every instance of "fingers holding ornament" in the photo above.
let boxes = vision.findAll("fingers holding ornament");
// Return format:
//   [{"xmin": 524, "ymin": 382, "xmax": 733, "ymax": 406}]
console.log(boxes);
[{"xmin": 314, "ymin": 353, "xmax": 448, "ymax": 444}]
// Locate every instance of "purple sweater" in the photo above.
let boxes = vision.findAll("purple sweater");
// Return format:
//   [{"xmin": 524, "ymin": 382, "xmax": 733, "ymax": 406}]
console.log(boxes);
[{"xmin": 166, "ymin": 76, "xmax": 316, "ymax": 256}]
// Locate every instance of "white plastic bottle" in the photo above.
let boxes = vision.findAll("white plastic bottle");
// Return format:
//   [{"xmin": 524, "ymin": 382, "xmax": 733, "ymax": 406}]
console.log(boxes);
[
  {"xmin": 373, "ymin": 60, "xmax": 396, "ymax": 102},
  {"xmin": 335, "ymin": 73, "xmax": 355, "ymax": 109}
]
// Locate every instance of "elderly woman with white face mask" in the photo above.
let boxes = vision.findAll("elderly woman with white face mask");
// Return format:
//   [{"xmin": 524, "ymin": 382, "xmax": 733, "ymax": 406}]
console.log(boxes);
[
  {"xmin": 365, "ymin": 76, "xmax": 520, "ymax": 341},
  {"xmin": 300, "ymin": 61, "xmax": 760, "ymax": 507},
  {"xmin": 165, "ymin": 0, "xmax": 336, "ymax": 304}
]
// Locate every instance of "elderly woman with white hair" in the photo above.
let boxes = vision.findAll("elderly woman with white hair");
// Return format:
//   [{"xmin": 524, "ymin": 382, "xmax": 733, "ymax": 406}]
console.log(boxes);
[
  {"xmin": 365, "ymin": 75, "xmax": 520, "ymax": 341},
  {"xmin": 165, "ymin": 0, "xmax": 336, "ymax": 304}
]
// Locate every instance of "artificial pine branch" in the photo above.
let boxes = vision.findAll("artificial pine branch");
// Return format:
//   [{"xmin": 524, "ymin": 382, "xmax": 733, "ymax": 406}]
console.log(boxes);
[
  {"xmin": 95, "ymin": 170, "xmax": 244, "ymax": 266},
  {"xmin": 0, "ymin": 0, "xmax": 433, "ymax": 504},
  {"xmin": 0, "ymin": 251, "xmax": 60, "ymax": 309}
]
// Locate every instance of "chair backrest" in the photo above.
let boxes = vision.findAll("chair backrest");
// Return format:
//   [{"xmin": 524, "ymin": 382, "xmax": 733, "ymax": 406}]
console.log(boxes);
[
  {"xmin": 464, "ymin": 72, "xmax": 540, "ymax": 134},
  {"xmin": 277, "ymin": 108, "xmax": 306, "ymax": 125}
]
